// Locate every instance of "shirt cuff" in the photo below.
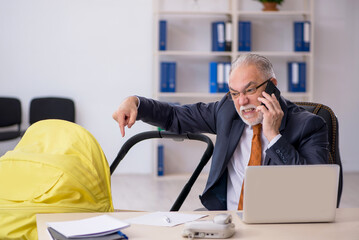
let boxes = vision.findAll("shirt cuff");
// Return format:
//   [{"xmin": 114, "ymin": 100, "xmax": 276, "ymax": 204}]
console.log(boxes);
[
  {"xmin": 135, "ymin": 96, "xmax": 140, "ymax": 109},
  {"xmin": 267, "ymin": 134, "xmax": 282, "ymax": 149}
]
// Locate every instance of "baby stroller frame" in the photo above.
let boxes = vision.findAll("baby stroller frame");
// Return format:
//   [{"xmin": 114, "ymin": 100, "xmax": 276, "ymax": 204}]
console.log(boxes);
[{"xmin": 110, "ymin": 130, "xmax": 214, "ymax": 211}]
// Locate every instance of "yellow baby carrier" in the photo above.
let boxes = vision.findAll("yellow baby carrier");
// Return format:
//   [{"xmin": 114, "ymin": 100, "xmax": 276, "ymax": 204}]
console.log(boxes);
[{"xmin": 0, "ymin": 120, "xmax": 114, "ymax": 240}]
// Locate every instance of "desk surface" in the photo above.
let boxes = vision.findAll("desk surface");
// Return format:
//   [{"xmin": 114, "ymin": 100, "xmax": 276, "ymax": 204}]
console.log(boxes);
[{"xmin": 37, "ymin": 208, "xmax": 359, "ymax": 240}]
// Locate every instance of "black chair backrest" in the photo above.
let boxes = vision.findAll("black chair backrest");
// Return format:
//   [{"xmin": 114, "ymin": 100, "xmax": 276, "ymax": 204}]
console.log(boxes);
[
  {"xmin": 110, "ymin": 131, "xmax": 214, "ymax": 211},
  {"xmin": 29, "ymin": 97, "xmax": 75, "ymax": 124},
  {"xmin": 0, "ymin": 97, "xmax": 22, "ymax": 141},
  {"xmin": 295, "ymin": 102, "xmax": 342, "ymax": 207}
]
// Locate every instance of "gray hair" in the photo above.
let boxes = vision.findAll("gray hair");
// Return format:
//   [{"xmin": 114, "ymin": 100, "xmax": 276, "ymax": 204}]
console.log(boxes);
[{"xmin": 231, "ymin": 53, "xmax": 276, "ymax": 79}]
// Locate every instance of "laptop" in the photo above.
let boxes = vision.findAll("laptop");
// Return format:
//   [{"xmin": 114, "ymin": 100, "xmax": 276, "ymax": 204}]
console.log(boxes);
[{"xmin": 238, "ymin": 164, "xmax": 339, "ymax": 224}]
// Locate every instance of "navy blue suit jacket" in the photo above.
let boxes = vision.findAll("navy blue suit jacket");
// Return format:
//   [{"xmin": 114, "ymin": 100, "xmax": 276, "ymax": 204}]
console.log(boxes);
[{"xmin": 137, "ymin": 96, "xmax": 329, "ymax": 210}]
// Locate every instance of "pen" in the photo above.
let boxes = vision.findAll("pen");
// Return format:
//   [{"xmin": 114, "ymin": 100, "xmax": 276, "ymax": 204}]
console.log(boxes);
[
  {"xmin": 163, "ymin": 216, "xmax": 171, "ymax": 223},
  {"xmin": 117, "ymin": 230, "xmax": 128, "ymax": 239}
]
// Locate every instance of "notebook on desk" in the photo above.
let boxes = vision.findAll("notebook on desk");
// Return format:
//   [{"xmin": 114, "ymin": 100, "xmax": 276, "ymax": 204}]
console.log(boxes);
[{"xmin": 238, "ymin": 164, "xmax": 339, "ymax": 224}]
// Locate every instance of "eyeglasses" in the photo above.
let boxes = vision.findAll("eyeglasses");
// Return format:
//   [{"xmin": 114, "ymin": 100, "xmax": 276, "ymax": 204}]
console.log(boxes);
[{"xmin": 226, "ymin": 79, "xmax": 270, "ymax": 101}]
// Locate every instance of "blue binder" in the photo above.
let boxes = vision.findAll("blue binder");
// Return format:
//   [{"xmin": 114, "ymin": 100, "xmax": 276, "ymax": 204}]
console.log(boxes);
[
  {"xmin": 302, "ymin": 21, "xmax": 310, "ymax": 52},
  {"xmin": 209, "ymin": 62, "xmax": 218, "ymax": 93},
  {"xmin": 160, "ymin": 62, "xmax": 168, "ymax": 92},
  {"xmin": 159, "ymin": 20, "xmax": 167, "ymax": 51},
  {"xmin": 244, "ymin": 22, "xmax": 251, "ymax": 51},
  {"xmin": 217, "ymin": 62, "xmax": 225, "ymax": 92},
  {"xmin": 225, "ymin": 21, "xmax": 232, "ymax": 51},
  {"xmin": 211, "ymin": 22, "xmax": 225, "ymax": 51},
  {"xmin": 160, "ymin": 62, "xmax": 176, "ymax": 92},
  {"xmin": 223, "ymin": 62, "xmax": 231, "ymax": 92},
  {"xmin": 288, "ymin": 62, "xmax": 306, "ymax": 92},
  {"xmin": 157, "ymin": 145, "xmax": 164, "ymax": 176},
  {"xmin": 238, "ymin": 21, "xmax": 251, "ymax": 51},
  {"xmin": 294, "ymin": 21, "xmax": 310, "ymax": 52},
  {"xmin": 294, "ymin": 22, "xmax": 303, "ymax": 51},
  {"xmin": 167, "ymin": 62, "xmax": 176, "ymax": 92}
]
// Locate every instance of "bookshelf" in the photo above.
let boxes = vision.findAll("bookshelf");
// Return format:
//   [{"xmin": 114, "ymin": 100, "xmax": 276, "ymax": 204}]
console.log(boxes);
[{"xmin": 152, "ymin": 0, "xmax": 314, "ymax": 177}]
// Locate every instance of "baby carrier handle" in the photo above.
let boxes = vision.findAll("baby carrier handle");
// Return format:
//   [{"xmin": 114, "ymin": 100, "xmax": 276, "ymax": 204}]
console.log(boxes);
[{"xmin": 110, "ymin": 130, "xmax": 214, "ymax": 211}]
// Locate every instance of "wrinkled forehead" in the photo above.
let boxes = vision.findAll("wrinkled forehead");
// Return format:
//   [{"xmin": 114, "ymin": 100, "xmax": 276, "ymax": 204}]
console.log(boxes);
[{"xmin": 229, "ymin": 65, "xmax": 264, "ymax": 90}]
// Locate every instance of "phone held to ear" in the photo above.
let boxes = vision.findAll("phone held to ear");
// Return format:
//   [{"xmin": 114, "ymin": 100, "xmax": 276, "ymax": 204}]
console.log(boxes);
[
  {"xmin": 182, "ymin": 214, "xmax": 235, "ymax": 239},
  {"xmin": 261, "ymin": 80, "xmax": 281, "ymax": 108}
]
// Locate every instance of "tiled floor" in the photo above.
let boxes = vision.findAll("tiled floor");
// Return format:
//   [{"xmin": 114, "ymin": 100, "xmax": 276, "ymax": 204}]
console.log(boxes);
[{"xmin": 111, "ymin": 172, "xmax": 359, "ymax": 211}]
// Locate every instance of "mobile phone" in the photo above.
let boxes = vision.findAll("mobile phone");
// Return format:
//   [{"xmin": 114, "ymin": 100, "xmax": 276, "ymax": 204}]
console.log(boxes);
[{"xmin": 261, "ymin": 80, "xmax": 281, "ymax": 107}]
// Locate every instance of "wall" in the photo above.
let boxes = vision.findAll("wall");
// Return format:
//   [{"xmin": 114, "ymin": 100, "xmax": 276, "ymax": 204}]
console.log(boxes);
[
  {"xmin": 1, "ymin": 0, "xmax": 358, "ymax": 173},
  {"xmin": 0, "ymin": 0, "xmax": 153, "ymax": 174},
  {"xmin": 314, "ymin": 0, "xmax": 359, "ymax": 172}
]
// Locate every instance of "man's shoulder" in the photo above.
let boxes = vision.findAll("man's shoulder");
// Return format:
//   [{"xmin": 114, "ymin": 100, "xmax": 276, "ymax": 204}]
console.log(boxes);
[
  {"xmin": 216, "ymin": 95, "xmax": 236, "ymax": 112},
  {"xmin": 284, "ymin": 98, "xmax": 326, "ymax": 128}
]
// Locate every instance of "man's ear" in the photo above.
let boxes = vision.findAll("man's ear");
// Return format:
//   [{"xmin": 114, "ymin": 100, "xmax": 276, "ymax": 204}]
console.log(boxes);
[{"xmin": 271, "ymin": 78, "xmax": 278, "ymax": 86}]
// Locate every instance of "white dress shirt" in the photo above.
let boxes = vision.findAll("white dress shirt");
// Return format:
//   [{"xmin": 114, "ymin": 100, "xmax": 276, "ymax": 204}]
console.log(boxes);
[{"xmin": 226, "ymin": 124, "xmax": 281, "ymax": 210}]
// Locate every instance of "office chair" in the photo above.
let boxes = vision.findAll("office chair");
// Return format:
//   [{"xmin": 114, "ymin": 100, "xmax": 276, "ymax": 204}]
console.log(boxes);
[
  {"xmin": 29, "ymin": 97, "xmax": 75, "ymax": 124},
  {"xmin": 110, "ymin": 131, "xmax": 214, "ymax": 211},
  {"xmin": 0, "ymin": 97, "xmax": 22, "ymax": 141},
  {"xmin": 295, "ymin": 102, "xmax": 343, "ymax": 208}
]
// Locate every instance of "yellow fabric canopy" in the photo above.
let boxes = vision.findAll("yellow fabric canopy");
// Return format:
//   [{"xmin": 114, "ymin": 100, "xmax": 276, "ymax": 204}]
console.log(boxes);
[{"xmin": 0, "ymin": 120, "xmax": 114, "ymax": 239}]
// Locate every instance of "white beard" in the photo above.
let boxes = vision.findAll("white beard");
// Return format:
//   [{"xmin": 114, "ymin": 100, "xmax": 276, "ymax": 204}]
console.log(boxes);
[{"xmin": 237, "ymin": 104, "xmax": 264, "ymax": 126}]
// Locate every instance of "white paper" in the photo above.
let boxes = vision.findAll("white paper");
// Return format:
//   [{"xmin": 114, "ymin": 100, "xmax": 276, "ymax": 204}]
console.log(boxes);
[
  {"xmin": 47, "ymin": 215, "xmax": 130, "ymax": 238},
  {"xmin": 125, "ymin": 211, "xmax": 207, "ymax": 227}
]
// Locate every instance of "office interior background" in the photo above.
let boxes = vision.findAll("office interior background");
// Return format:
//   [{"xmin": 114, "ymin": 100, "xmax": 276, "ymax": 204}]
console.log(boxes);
[{"xmin": 1, "ymin": 0, "xmax": 358, "ymax": 210}]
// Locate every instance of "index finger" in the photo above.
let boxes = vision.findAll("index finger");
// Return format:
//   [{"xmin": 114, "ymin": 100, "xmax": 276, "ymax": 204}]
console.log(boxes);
[
  {"xmin": 120, "ymin": 124, "xmax": 125, "ymax": 137},
  {"xmin": 117, "ymin": 115, "xmax": 128, "ymax": 137}
]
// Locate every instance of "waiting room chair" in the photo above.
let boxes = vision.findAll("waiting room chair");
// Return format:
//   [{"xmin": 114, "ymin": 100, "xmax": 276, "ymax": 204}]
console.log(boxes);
[
  {"xmin": 110, "ymin": 131, "xmax": 214, "ymax": 211},
  {"xmin": 295, "ymin": 102, "xmax": 343, "ymax": 208},
  {"xmin": 0, "ymin": 97, "xmax": 22, "ymax": 141},
  {"xmin": 29, "ymin": 97, "xmax": 75, "ymax": 125}
]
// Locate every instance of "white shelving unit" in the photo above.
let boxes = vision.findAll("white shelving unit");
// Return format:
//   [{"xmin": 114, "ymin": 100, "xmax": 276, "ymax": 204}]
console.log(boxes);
[{"xmin": 152, "ymin": 0, "xmax": 314, "ymax": 177}]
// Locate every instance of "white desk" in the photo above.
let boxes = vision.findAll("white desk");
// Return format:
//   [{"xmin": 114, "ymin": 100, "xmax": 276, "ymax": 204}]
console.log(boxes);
[{"xmin": 37, "ymin": 208, "xmax": 359, "ymax": 240}]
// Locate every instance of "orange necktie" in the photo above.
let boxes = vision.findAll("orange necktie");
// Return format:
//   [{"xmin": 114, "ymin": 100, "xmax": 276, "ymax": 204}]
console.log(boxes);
[{"xmin": 238, "ymin": 124, "xmax": 262, "ymax": 210}]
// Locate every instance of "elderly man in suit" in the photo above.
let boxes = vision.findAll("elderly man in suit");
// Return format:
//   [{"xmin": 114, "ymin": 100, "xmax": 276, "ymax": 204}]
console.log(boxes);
[{"xmin": 112, "ymin": 53, "xmax": 329, "ymax": 210}]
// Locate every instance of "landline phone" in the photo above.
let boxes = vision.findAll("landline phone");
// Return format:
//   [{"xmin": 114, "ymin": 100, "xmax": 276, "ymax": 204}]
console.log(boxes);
[{"xmin": 182, "ymin": 214, "xmax": 235, "ymax": 239}]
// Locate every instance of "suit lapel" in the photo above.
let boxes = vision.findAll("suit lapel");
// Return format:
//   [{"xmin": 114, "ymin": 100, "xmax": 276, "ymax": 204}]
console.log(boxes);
[{"xmin": 220, "ymin": 118, "xmax": 245, "ymax": 175}]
